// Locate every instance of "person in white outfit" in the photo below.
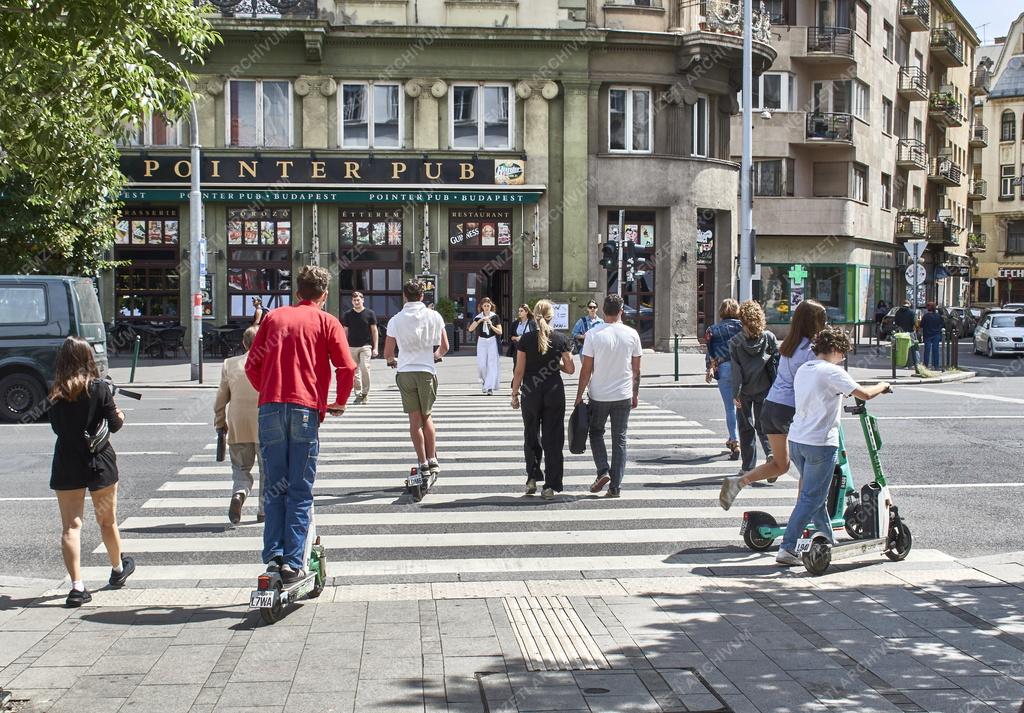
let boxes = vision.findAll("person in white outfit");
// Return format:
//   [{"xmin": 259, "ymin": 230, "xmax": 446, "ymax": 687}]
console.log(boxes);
[{"xmin": 468, "ymin": 297, "xmax": 502, "ymax": 395}]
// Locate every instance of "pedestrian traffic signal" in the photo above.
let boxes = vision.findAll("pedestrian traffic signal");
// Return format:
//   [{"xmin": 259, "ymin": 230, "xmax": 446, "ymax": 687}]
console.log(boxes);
[
  {"xmin": 623, "ymin": 241, "xmax": 638, "ymax": 269},
  {"xmin": 599, "ymin": 241, "xmax": 617, "ymax": 270}
]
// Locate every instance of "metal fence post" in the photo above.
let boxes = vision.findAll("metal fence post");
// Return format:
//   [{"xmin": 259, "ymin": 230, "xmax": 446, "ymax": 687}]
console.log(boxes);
[
  {"xmin": 129, "ymin": 335, "xmax": 141, "ymax": 384},
  {"xmin": 891, "ymin": 337, "xmax": 896, "ymax": 380},
  {"xmin": 952, "ymin": 329, "xmax": 959, "ymax": 369},
  {"xmin": 674, "ymin": 334, "xmax": 680, "ymax": 382},
  {"xmin": 198, "ymin": 336, "xmax": 204, "ymax": 384},
  {"xmin": 940, "ymin": 328, "xmax": 946, "ymax": 371}
]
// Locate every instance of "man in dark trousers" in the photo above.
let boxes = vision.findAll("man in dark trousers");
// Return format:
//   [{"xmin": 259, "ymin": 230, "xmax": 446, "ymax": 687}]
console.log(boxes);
[
  {"xmin": 246, "ymin": 266, "xmax": 356, "ymax": 583},
  {"xmin": 341, "ymin": 291, "xmax": 378, "ymax": 405},
  {"xmin": 893, "ymin": 300, "xmax": 920, "ymax": 369}
]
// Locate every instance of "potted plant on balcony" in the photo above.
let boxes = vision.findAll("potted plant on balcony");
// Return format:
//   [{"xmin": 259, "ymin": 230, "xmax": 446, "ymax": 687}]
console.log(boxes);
[{"xmin": 967, "ymin": 233, "xmax": 987, "ymax": 252}]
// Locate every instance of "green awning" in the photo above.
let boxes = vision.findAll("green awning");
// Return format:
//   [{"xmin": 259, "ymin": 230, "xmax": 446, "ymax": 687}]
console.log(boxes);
[{"xmin": 120, "ymin": 187, "xmax": 543, "ymax": 205}]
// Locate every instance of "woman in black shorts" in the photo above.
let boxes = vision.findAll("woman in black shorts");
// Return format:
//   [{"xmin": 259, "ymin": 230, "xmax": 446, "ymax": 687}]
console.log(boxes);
[{"xmin": 50, "ymin": 336, "xmax": 136, "ymax": 606}]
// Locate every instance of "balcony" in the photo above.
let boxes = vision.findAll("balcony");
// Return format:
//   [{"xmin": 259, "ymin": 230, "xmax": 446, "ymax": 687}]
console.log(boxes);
[
  {"xmin": 971, "ymin": 67, "xmax": 993, "ymax": 96},
  {"xmin": 899, "ymin": 0, "xmax": 930, "ymax": 32},
  {"xmin": 805, "ymin": 112, "xmax": 853, "ymax": 144},
  {"xmin": 895, "ymin": 211, "xmax": 927, "ymax": 239},
  {"xmin": 928, "ymin": 90, "xmax": 964, "ymax": 128},
  {"xmin": 970, "ymin": 124, "xmax": 989, "ymax": 148},
  {"xmin": 896, "ymin": 138, "xmax": 928, "ymax": 170},
  {"xmin": 968, "ymin": 233, "xmax": 987, "ymax": 253},
  {"xmin": 701, "ymin": 0, "xmax": 773, "ymax": 44},
  {"xmin": 199, "ymin": 0, "xmax": 318, "ymax": 17},
  {"xmin": 928, "ymin": 155, "xmax": 962, "ymax": 186},
  {"xmin": 897, "ymin": 67, "xmax": 929, "ymax": 101},
  {"xmin": 928, "ymin": 219, "xmax": 962, "ymax": 247},
  {"xmin": 930, "ymin": 28, "xmax": 964, "ymax": 67},
  {"xmin": 968, "ymin": 178, "xmax": 987, "ymax": 201},
  {"xmin": 800, "ymin": 26, "xmax": 855, "ymax": 62}
]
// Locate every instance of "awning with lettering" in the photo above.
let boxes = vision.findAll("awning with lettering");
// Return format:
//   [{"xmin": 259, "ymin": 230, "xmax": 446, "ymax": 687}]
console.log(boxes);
[{"xmin": 119, "ymin": 186, "xmax": 545, "ymax": 205}]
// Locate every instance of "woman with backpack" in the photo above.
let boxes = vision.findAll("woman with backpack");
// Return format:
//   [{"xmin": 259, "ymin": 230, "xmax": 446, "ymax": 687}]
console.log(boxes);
[
  {"xmin": 719, "ymin": 299, "xmax": 827, "ymax": 510},
  {"xmin": 704, "ymin": 299, "xmax": 743, "ymax": 460},
  {"xmin": 49, "ymin": 336, "xmax": 136, "ymax": 606},
  {"xmin": 727, "ymin": 300, "xmax": 778, "ymax": 478}
]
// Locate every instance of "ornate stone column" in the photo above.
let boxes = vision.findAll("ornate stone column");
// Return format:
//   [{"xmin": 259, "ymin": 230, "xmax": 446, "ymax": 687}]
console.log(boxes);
[
  {"xmin": 405, "ymin": 78, "xmax": 447, "ymax": 150},
  {"xmin": 295, "ymin": 76, "xmax": 336, "ymax": 149},
  {"xmin": 518, "ymin": 80, "xmax": 559, "ymax": 295}
]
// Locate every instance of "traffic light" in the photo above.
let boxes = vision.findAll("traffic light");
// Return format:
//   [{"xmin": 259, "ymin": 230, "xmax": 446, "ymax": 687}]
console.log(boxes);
[
  {"xmin": 599, "ymin": 241, "xmax": 617, "ymax": 270},
  {"xmin": 623, "ymin": 241, "xmax": 638, "ymax": 271}
]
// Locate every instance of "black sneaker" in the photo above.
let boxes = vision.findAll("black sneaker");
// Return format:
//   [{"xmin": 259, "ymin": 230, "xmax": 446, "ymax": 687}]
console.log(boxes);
[
  {"xmin": 605, "ymin": 488, "xmax": 621, "ymax": 499},
  {"xmin": 66, "ymin": 588, "xmax": 92, "ymax": 608},
  {"xmin": 281, "ymin": 566, "xmax": 306, "ymax": 585},
  {"xmin": 109, "ymin": 555, "xmax": 136, "ymax": 588},
  {"xmin": 266, "ymin": 556, "xmax": 283, "ymax": 573},
  {"xmin": 228, "ymin": 492, "xmax": 245, "ymax": 525}
]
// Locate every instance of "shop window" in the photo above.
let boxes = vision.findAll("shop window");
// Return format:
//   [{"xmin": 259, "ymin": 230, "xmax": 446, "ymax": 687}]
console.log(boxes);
[
  {"xmin": 1001, "ymin": 110, "xmax": 1016, "ymax": 142},
  {"xmin": 339, "ymin": 208, "xmax": 404, "ymax": 322},
  {"xmin": 227, "ymin": 207, "xmax": 292, "ymax": 318},
  {"xmin": 757, "ymin": 264, "xmax": 849, "ymax": 324},
  {"xmin": 340, "ymin": 82, "xmax": 403, "ymax": 148},
  {"xmin": 608, "ymin": 87, "xmax": 652, "ymax": 153},
  {"xmin": 753, "ymin": 159, "xmax": 794, "ymax": 196},
  {"xmin": 606, "ymin": 210, "xmax": 655, "ymax": 346},
  {"xmin": 449, "ymin": 209, "xmax": 514, "ymax": 248},
  {"xmin": 114, "ymin": 208, "xmax": 180, "ymax": 321},
  {"xmin": 339, "ymin": 207, "xmax": 404, "ymax": 247},
  {"xmin": 450, "ymin": 83, "xmax": 512, "ymax": 150},
  {"xmin": 691, "ymin": 95, "xmax": 709, "ymax": 158},
  {"xmin": 227, "ymin": 79, "xmax": 292, "ymax": 147},
  {"xmin": 1008, "ymin": 221, "xmax": 1024, "ymax": 254}
]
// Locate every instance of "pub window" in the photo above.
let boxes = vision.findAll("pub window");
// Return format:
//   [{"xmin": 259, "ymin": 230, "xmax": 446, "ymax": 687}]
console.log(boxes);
[
  {"xmin": 226, "ymin": 79, "xmax": 292, "ymax": 148},
  {"xmin": 340, "ymin": 82, "xmax": 403, "ymax": 148},
  {"xmin": 339, "ymin": 208, "xmax": 405, "ymax": 321},
  {"xmin": 338, "ymin": 207, "xmax": 404, "ymax": 247},
  {"xmin": 226, "ymin": 207, "xmax": 292, "ymax": 318},
  {"xmin": 608, "ymin": 86, "xmax": 652, "ymax": 153},
  {"xmin": 448, "ymin": 210, "xmax": 514, "ymax": 248},
  {"xmin": 692, "ymin": 95, "xmax": 709, "ymax": 157},
  {"xmin": 114, "ymin": 208, "xmax": 181, "ymax": 321},
  {"xmin": 449, "ymin": 82, "xmax": 513, "ymax": 150},
  {"xmin": 1001, "ymin": 110, "xmax": 1016, "ymax": 142},
  {"xmin": 117, "ymin": 113, "xmax": 183, "ymax": 147}
]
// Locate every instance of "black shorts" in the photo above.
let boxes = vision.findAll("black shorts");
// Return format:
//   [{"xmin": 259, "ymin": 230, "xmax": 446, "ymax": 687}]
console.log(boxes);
[
  {"xmin": 50, "ymin": 447, "xmax": 119, "ymax": 492},
  {"xmin": 759, "ymin": 400, "xmax": 796, "ymax": 435}
]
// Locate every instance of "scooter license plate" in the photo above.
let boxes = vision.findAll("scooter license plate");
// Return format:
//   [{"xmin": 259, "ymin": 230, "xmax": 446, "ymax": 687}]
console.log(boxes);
[
  {"xmin": 794, "ymin": 538, "xmax": 813, "ymax": 555},
  {"xmin": 249, "ymin": 591, "xmax": 275, "ymax": 609}
]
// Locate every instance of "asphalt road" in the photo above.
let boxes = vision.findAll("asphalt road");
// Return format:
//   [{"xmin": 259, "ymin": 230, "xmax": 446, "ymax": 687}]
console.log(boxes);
[{"xmin": 1, "ymin": 357, "xmax": 1020, "ymax": 583}]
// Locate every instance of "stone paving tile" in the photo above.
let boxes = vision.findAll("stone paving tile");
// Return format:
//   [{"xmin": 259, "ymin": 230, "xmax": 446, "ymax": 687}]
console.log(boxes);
[
  {"xmin": 119, "ymin": 683, "xmax": 203, "ymax": 713},
  {"xmin": 32, "ymin": 631, "xmax": 122, "ymax": 667},
  {"xmin": 358, "ymin": 654, "xmax": 423, "ymax": 679},
  {"xmin": 573, "ymin": 670, "xmax": 651, "ymax": 696},
  {"xmin": 362, "ymin": 636, "xmax": 422, "ymax": 657},
  {"xmin": 86, "ymin": 653, "xmax": 163, "ymax": 676},
  {"xmin": 513, "ymin": 684, "xmax": 588, "ymax": 711},
  {"xmin": 949, "ymin": 674, "xmax": 1024, "ymax": 701},
  {"xmin": 903, "ymin": 688, "xmax": 1001, "ymax": 713},
  {"xmin": 443, "ymin": 655, "xmax": 507, "ymax": 676},
  {"xmin": 582, "ymin": 693, "xmax": 661, "ymax": 711},
  {"xmin": 364, "ymin": 621, "xmax": 421, "ymax": 640},
  {"xmin": 217, "ymin": 680, "xmax": 291, "ymax": 707},
  {"xmin": 283, "ymin": 690, "xmax": 356, "ymax": 713},
  {"xmin": 2, "ymin": 687, "xmax": 66, "ymax": 712},
  {"xmin": 353, "ymin": 677, "xmax": 424, "ymax": 712},
  {"xmin": 143, "ymin": 644, "xmax": 225, "ymax": 685},
  {"xmin": 47, "ymin": 695, "xmax": 126, "ymax": 713},
  {"xmin": 0, "ymin": 630, "xmax": 47, "ymax": 667},
  {"xmin": 440, "ymin": 635, "xmax": 503, "ymax": 657},
  {"xmin": 865, "ymin": 653, "xmax": 961, "ymax": 690},
  {"xmin": 227, "ymin": 641, "xmax": 304, "ymax": 683},
  {"xmin": 0, "ymin": 606, "xmax": 75, "ymax": 632},
  {"xmin": 8, "ymin": 665, "xmax": 90, "ymax": 691},
  {"xmin": 366, "ymin": 599, "xmax": 422, "ymax": 623}
]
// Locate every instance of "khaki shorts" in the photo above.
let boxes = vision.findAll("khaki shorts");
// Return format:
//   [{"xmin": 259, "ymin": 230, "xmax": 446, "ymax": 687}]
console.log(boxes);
[{"xmin": 396, "ymin": 371, "xmax": 438, "ymax": 415}]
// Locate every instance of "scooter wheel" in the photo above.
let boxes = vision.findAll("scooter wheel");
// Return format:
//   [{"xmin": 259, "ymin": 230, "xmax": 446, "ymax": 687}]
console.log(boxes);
[
  {"xmin": 259, "ymin": 583, "xmax": 284, "ymax": 625},
  {"xmin": 802, "ymin": 541, "xmax": 832, "ymax": 576},
  {"xmin": 844, "ymin": 504, "xmax": 866, "ymax": 540},
  {"xmin": 885, "ymin": 519, "xmax": 913, "ymax": 562},
  {"xmin": 308, "ymin": 546, "xmax": 327, "ymax": 599},
  {"xmin": 742, "ymin": 512, "xmax": 778, "ymax": 551}
]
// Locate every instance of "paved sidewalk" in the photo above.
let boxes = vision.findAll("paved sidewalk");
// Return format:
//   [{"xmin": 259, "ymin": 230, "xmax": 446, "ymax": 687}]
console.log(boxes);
[{"xmin": 2, "ymin": 553, "xmax": 1023, "ymax": 713}]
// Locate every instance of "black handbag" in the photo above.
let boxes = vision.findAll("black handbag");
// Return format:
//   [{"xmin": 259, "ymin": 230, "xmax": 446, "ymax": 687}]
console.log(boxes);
[
  {"xmin": 569, "ymin": 400, "xmax": 590, "ymax": 455},
  {"xmin": 84, "ymin": 381, "xmax": 110, "ymax": 454}
]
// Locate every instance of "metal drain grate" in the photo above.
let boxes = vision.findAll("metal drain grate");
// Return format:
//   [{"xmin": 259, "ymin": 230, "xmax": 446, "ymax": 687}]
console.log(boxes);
[{"xmin": 502, "ymin": 595, "xmax": 609, "ymax": 671}]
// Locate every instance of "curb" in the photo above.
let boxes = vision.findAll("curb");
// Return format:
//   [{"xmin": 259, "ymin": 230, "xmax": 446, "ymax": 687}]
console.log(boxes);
[{"xmin": 642, "ymin": 370, "xmax": 977, "ymax": 389}]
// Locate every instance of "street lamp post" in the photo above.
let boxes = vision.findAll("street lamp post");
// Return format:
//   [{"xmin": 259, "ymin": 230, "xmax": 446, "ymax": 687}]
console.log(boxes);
[
  {"xmin": 181, "ymin": 77, "xmax": 203, "ymax": 382},
  {"xmin": 738, "ymin": 0, "xmax": 754, "ymax": 302}
]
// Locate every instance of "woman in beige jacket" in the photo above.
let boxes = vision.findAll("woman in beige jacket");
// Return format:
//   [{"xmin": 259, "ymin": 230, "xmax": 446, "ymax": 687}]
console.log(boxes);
[{"xmin": 214, "ymin": 326, "xmax": 264, "ymax": 525}]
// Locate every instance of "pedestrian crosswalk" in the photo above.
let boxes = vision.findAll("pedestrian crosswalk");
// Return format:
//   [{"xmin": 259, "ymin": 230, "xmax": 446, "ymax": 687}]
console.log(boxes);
[{"xmin": 79, "ymin": 386, "xmax": 808, "ymax": 585}]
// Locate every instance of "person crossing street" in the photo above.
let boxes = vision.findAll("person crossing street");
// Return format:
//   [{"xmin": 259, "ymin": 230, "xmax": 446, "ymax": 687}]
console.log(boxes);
[
  {"xmin": 341, "ymin": 291, "xmax": 378, "ymax": 404},
  {"xmin": 245, "ymin": 266, "xmax": 355, "ymax": 584},
  {"xmin": 469, "ymin": 297, "xmax": 502, "ymax": 395}
]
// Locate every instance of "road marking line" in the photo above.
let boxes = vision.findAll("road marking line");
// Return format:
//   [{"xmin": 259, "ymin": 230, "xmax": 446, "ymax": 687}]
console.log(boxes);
[
  {"xmin": 187, "ymin": 448, "xmax": 736, "ymax": 463},
  {"xmin": 0, "ymin": 497, "xmax": 55, "ymax": 502},
  {"xmin": 904, "ymin": 387, "xmax": 1024, "ymax": 404},
  {"xmin": 890, "ymin": 483, "xmax": 1024, "ymax": 489}
]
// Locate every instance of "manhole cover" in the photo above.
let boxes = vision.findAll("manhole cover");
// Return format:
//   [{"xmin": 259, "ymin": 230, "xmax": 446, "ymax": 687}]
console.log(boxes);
[{"xmin": 503, "ymin": 595, "xmax": 610, "ymax": 671}]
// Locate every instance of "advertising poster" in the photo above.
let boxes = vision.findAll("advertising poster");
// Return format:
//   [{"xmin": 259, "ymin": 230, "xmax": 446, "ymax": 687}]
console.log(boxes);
[
  {"xmin": 355, "ymin": 221, "xmax": 370, "ymax": 244},
  {"xmin": 624, "ymin": 224, "xmax": 639, "ymax": 243},
  {"xmin": 497, "ymin": 222, "xmax": 511, "ymax": 246},
  {"xmin": 639, "ymin": 224, "xmax": 655, "ymax": 247},
  {"xmin": 131, "ymin": 221, "xmax": 147, "ymax": 244},
  {"xmin": 164, "ymin": 220, "xmax": 178, "ymax": 244},
  {"xmin": 552, "ymin": 303, "xmax": 569, "ymax": 330},
  {"xmin": 243, "ymin": 222, "xmax": 258, "ymax": 245},
  {"xmin": 480, "ymin": 222, "xmax": 497, "ymax": 246},
  {"xmin": 260, "ymin": 221, "xmax": 275, "ymax": 245},
  {"xmin": 858, "ymin": 267, "xmax": 872, "ymax": 322},
  {"xmin": 387, "ymin": 222, "xmax": 402, "ymax": 245},
  {"xmin": 116, "ymin": 221, "xmax": 130, "ymax": 245},
  {"xmin": 276, "ymin": 222, "xmax": 290, "ymax": 245},
  {"xmin": 816, "ymin": 279, "xmax": 832, "ymax": 302},
  {"xmin": 790, "ymin": 286, "xmax": 805, "ymax": 309},
  {"xmin": 147, "ymin": 220, "xmax": 163, "ymax": 244},
  {"xmin": 372, "ymin": 222, "xmax": 387, "ymax": 245},
  {"xmin": 339, "ymin": 222, "xmax": 353, "ymax": 243}
]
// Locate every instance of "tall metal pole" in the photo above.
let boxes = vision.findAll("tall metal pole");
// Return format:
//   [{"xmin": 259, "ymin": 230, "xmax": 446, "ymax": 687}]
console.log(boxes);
[
  {"xmin": 738, "ymin": 0, "xmax": 754, "ymax": 302},
  {"xmin": 184, "ymin": 78, "xmax": 203, "ymax": 382},
  {"xmin": 617, "ymin": 209, "xmax": 625, "ymax": 298}
]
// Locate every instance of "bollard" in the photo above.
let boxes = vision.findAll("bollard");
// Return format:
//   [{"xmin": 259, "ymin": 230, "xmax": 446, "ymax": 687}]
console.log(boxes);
[
  {"xmin": 940, "ymin": 328, "xmax": 946, "ymax": 371},
  {"xmin": 952, "ymin": 329, "xmax": 959, "ymax": 369},
  {"xmin": 129, "ymin": 334, "xmax": 141, "ymax": 383},
  {"xmin": 891, "ymin": 337, "xmax": 896, "ymax": 380},
  {"xmin": 198, "ymin": 336, "xmax": 204, "ymax": 385},
  {"xmin": 674, "ymin": 334, "xmax": 680, "ymax": 382}
]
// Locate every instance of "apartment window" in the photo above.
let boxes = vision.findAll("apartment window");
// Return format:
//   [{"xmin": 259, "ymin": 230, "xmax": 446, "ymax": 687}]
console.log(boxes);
[
  {"xmin": 913, "ymin": 118, "xmax": 923, "ymax": 142},
  {"xmin": 1008, "ymin": 221, "xmax": 1024, "ymax": 254},
  {"xmin": 1002, "ymin": 110, "xmax": 1016, "ymax": 142},
  {"xmin": 894, "ymin": 107, "xmax": 908, "ymax": 138},
  {"xmin": 881, "ymin": 173, "xmax": 891, "ymax": 210},
  {"xmin": 882, "ymin": 98, "xmax": 893, "ymax": 135},
  {"xmin": 608, "ymin": 87, "xmax": 652, "ymax": 153},
  {"xmin": 340, "ymin": 82, "xmax": 403, "ymax": 148},
  {"xmin": 750, "ymin": 72, "xmax": 795, "ymax": 111},
  {"xmin": 118, "ymin": 114, "xmax": 183, "ymax": 147},
  {"xmin": 1001, "ymin": 165, "xmax": 1016, "ymax": 198},
  {"xmin": 853, "ymin": 81, "xmax": 870, "ymax": 121},
  {"xmin": 852, "ymin": 163, "xmax": 868, "ymax": 202},
  {"xmin": 227, "ymin": 79, "xmax": 291, "ymax": 147},
  {"xmin": 764, "ymin": 0, "xmax": 790, "ymax": 24},
  {"xmin": 883, "ymin": 21, "xmax": 894, "ymax": 60},
  {"xmin": 692, "ymin": 95, "xmax": 709, "ymax": 157},
  {"xmin": 450, "ymin": 83, "xmax": 513, "ymax": 150},
  {"xmin": 894, "ymin": 175, "xmax": 907, "ymax": 208},
  {"xmin": 753, "ymin": 159, "xmax": 794, "ymax": 196},
  {"xmin": 912, "ymin": 185, "xmax": 921, "ymax": 210},
  {"xmin": 812, "ymin": 80, "xmax": 851, "ymax": 114}
]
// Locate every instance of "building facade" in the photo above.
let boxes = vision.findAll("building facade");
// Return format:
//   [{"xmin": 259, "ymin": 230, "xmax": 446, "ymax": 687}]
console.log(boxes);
[
  {"xmin": 103, "ymin": 0, "xmax": 774, "ymax": 350},
  {"xmin": 972, "ymin": 13, "xmax": 1024, "ymax": 307},
  {"xmin": 728, "ymin": 0, "xmax": 978, "ymax": 328}
]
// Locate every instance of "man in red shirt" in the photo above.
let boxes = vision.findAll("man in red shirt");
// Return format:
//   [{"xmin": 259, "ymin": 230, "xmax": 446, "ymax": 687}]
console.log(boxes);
[{"xmin": 245, "ymin": 266, "xmax": 355, "ymax": 583}]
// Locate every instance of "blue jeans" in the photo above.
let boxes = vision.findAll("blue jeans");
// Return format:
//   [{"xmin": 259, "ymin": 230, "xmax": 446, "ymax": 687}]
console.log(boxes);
[
  {"xmin": 780, "ymin": 441, "xmax": 839, "ymax": 553},
  {"xmin": 588, "ymin": 398, "xmax": 632, "ymax": 490},
  {"xmin": 258, "ymin": 403, "xmax": 320, "ymax": 569},
  {"xmin": 715, "ymin": 361, "xmax": 737, "ymax": 441},
  {"xmin": 923, "ymin": 334, "xmax": 941, "ymax": 369}
]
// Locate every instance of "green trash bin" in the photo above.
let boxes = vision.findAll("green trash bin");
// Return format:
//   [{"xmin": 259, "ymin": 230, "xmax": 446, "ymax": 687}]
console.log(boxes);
[{"xmin": 892, "ymin": 332, "xmax": 912, "ymax": 367}]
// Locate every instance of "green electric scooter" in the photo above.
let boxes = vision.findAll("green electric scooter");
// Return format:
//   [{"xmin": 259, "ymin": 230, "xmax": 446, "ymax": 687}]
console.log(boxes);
[{"xmin": 249, "ymin": 506, "xmax": 328, "ymax": 625}]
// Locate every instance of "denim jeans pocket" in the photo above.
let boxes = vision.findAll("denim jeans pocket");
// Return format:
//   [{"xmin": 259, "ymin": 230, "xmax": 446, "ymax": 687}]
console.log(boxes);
[
  {"xmin": 290, "ymin": 407, "xmax": 319, "ymax": 442},
  {"xmin": 258, "ymin": 408, "xmax": 286, "ymax": 445}
]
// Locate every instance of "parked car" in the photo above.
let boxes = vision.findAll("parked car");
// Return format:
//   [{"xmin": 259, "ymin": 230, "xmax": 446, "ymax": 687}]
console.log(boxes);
[
  {"xmin": 1001, "ymin": 303, "xmax": 1024, "ymax": 312},
  {"xmin": 878, "ymin": 307, "xmax": 922, "ymax": 341},
  {"xmin": 940, "ymin": 306, "xmax": 976, "ymax": 337},
  {"xmin": 0, "ymin": 276, "xmax": 107, "ymax": 423},
  {"xmin": 973, "ymin": 311, "xmax": 1024, "ymax": 358}
]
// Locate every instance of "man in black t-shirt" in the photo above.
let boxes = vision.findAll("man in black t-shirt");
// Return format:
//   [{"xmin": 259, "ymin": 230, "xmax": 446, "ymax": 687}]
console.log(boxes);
[{"xmin": 341, "ymin": 292, "xmax": 378, "ymax": 404}]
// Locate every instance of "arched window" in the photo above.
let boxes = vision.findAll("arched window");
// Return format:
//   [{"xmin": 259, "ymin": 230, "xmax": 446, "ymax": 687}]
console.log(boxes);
[{"xmin": 1002, "ymin": 110, "xmax": 1016, "ymax": 142}]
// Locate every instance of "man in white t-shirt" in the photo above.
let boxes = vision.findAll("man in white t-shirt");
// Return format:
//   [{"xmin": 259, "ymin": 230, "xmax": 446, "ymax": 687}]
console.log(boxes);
[
  {"xmin": 384, "ymin": 280, "xmax": 448, "ymax": 486},
  {"xmin": 776, "ymin": 326, "xmax": 890, "ymax": 566},
  {"xmin": 574, "ymin": 294, "xmax": 642, "ymax": 498}
]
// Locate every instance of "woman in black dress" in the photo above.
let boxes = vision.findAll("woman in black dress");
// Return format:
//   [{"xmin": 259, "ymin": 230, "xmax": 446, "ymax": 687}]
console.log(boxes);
[
  {"xmin": 510, "ymin": 299, "xmax": 575, "ymax": 499},
  {"xmin": 49, "ymin": 336, "xmax": 136, "ymax": 606}
]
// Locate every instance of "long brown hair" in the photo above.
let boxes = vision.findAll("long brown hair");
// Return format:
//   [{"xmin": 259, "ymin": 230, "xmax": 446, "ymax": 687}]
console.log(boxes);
[
  {"xmin": 779, "ymin": 299, "xmax": 827, "ymax": 358},
  {"xmin": 533, "ymin": 299, "xmax": 554, "ymax": 355},
  {"xmin": 49, "ymin": 336, "xmax": 100, "ymax": 402}
]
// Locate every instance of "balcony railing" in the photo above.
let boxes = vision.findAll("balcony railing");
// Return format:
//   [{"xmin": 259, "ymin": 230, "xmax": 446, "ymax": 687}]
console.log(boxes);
[
  {"xmin": 898, "ymin": 66, "xmax": 928, "ymax": 99},
  {"xmin": 200, "ymin": 0, "xmax": 318, "ymax": 18},
  {"xmin": 929, "ymin": 90, "xmax": 964, "ymax": 127},
  {"xmin": 930, "ymin": 28, "xmax": 964, "ymax": 67},
  {"xmin": 806, "ymin": 26, "xmax": 854, "ymax": 57},
  {"xmin": 971, "ymin": 67, "xmax": 993, "ymax": 95},
  {"xmin": 928, "ymin": 220, "xmax": 962, "ymax": 246},
  {"xmin": 899, "ymin": 0, "xmax": 929, "ymax": 31},
  {"xmin": 895, "ymin": 211, "xmax": 927, "ymax": 238},
  {"xmin": 969, "ymin": 178, "xmax": 988, "ymax": 200},
  {"xmin": 702, "ymin": 1, "xmax": 772, "ymax": 43},
  {"xmin": 971, "ymin": 123, "xmax": 989, "ymax": 147},
  {"xmin": 968, "ymin": 233, "xmax": 987, "ymax": 252},
  {"xmin": 896, "ymin": 138, "xmax": 928, "ymax": 170},
  {"xmin": 805, "ymin": 112, "xmax": 853, "ymax": 142},
  {"xmin": 929, "ymin": 155, "xmax": 962, "ymax": 186}
]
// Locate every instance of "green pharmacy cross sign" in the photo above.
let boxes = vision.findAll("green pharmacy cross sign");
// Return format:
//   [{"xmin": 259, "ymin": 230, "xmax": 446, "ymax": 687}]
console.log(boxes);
[{"xmin": 788, "ymin": 264, "xmax": 809, "ymax": 283}]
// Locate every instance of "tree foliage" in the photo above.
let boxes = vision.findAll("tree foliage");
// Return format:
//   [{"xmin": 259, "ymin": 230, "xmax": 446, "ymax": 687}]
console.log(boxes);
[{"xmin": 0, "ymin": 0, "xmax": 218, "ymax": 274}]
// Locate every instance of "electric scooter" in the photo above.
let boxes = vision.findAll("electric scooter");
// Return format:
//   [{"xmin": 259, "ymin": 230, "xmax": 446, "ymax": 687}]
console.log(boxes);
[
  {"xmin": 740, "ymin": 424, "xmax": 866, "ymax": 551},
  {"xmin": 398, "ymin": 356, "xmax": 443, "ymax": 503},
  {"xmin": 249, "ymin": 506, "xmax": 328, "ymax": 625},
  {"xmin": 796, "ymin": 394, "xmax": 912, "ymax": 576}
]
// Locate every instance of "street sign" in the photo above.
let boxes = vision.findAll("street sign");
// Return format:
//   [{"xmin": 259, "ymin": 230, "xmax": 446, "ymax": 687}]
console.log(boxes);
[
  {"xmin": 198, "ymin": 237, "xmax": 208, "ymax": 279},
  {"xmin": 904, "ymin": 239, "xmax": 926, "ymax": 262},
  {"xmin": 905, "ymin": 264, "xmax": 926, "ymax": 284},
  {"xmin": 986, "ymin": 277, "xmax": 997, "ymax": 288}
]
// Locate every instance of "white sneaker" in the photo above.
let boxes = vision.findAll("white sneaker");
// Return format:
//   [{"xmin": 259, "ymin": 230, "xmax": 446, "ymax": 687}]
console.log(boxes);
[
  {"xmin": 718, "ymin": 475, "xmax": 743, "ymax": 511},
  {"xmin": 776, "ymin": 549, "xmax": 802, "ymax": 566}
]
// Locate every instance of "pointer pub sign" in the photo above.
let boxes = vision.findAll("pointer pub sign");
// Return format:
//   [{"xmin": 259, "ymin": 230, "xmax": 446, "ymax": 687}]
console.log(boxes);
[{"xmin": 120, "ymin": 154, "xmax": 526, "ymax": 186}]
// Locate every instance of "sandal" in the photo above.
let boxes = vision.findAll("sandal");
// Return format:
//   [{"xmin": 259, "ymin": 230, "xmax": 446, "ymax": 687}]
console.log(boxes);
[{"xmin": 725, "ymin": 440, "xmax": 740, "ymax": 461}]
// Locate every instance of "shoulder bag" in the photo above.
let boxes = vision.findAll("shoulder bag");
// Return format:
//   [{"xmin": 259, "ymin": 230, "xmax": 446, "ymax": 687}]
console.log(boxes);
[{"xmin": 84, "ymin": 381, "xmax": 110, "ymax": 454}]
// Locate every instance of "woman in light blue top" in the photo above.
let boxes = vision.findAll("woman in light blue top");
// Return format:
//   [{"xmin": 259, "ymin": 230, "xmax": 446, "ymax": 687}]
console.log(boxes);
[{"xmin": 719, "ymin": 299, "xmax": 827, "ymax": 510}]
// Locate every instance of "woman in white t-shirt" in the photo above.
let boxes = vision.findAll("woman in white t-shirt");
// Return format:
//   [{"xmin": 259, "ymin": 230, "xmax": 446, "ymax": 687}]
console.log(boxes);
[
  {"xmin": 776, "ymin": 327, "xmax": 891, "ymax": 566},
  {"xmin": 468, "ymin": 297, "xmax": 503, "ymax": 395}
]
